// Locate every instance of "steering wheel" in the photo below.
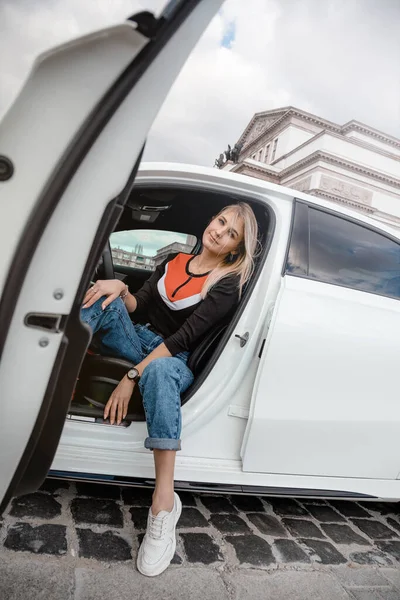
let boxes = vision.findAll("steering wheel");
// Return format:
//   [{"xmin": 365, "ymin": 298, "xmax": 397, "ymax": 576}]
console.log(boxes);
[
  {"xmin": 102, "ymin": 240, "xmax": 115, "ymax": 280},
  {"xmin": 93, "ymin": 241, "xmax": 115, "ymax": 282}
]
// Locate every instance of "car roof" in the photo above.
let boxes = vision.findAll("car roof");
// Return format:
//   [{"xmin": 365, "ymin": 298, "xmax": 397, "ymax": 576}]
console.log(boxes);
[{"xmin": 138, "ymin": 162, "xmax": 400, "ymax": 241}]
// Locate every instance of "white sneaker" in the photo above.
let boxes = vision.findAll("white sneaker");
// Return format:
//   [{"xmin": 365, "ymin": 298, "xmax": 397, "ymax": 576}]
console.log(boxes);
[{"xmin": 137, "ymin": 492, "xmax": 182, "ymax": 577}]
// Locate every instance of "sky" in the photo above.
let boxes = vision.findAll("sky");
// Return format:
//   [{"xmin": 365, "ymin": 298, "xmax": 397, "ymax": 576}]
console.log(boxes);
[{"xmin": 1, "ymin": 0, "xmax": 399, "ymax": 168}]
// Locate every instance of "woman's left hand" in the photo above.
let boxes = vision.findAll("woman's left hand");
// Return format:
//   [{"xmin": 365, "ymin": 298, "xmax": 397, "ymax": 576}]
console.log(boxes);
[{"xmin": 104, "ymin": 376, "xmax": 134, "ymax": 425}]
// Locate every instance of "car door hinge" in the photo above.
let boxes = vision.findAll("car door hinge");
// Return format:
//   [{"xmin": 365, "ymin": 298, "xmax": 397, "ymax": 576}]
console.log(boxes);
[{"xmin": 25, "ymin": 313, "xmax": 66, "ymax": 333}]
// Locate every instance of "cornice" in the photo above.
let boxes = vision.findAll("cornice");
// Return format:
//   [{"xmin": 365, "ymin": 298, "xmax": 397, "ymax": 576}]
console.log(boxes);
[
  {"xmin": 237, "ymin": 108, "xmax": 290, "ymax": 147},
  {"xmin": 237, "ymin": 107, "xmax": 400, "ymax": 159},
  {"xmin": 229, "ymin": 161, "xmax": 400, "ymax": 226},
  {"xmin": 242, "ymin": 121, "xmax": 314, "ymax": 162},
  {"xmin": 234, "ymin": 150, "xmax": 400, "ymax": 190},
  {"xmin": 239, "ymin": 108, "xmax": 339, "ymax": 155},
  {"xmin": 341, "ymin": 121, "xmax": 400, "ymax": 150},
  {"xmin": 372, "ymin": 210, "xmax": 400, "ymax": 225},
  {"xmin": 346, "ymin": 134, "xmax": 400, "ymax": 161},
  {"xmin": 273, "ymin": 129, "xmax": 400, "ymax": 168},
  {"xmin": 281, "ymin": 151, "xmax": 400, "ymax": 189},
  {"xmin": 239, "ymin": 113, "xmax": 292, "ymax": 154},
  {"xmin": 233, "ymin": 163, "xmax": 280, "ymax": 182},
  {"xmin": 309, "ymin": 189, "xmax": 375, "ymax": 214},
  {"xmin": 282, "ymin": 165, "xmax": 321, "ymax": 187},
  {"xmin": 288, "ymin": 109, "xmax": 339, "ymax": 133}
]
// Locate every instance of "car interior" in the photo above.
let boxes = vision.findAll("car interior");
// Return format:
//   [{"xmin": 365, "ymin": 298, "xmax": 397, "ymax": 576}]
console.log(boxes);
[{"xmin": 68, "ymin": 183, "xmax": 272, "ymax": 425}]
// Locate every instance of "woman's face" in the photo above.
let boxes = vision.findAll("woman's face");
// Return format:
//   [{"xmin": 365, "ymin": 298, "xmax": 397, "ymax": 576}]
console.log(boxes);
[{"xmin": 202, "ymin": 210, "xmax": 244, "ymax": 257}]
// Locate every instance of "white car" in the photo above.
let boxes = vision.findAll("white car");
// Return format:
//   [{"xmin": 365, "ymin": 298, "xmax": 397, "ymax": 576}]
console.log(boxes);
[{"xmin": 1, "ymin": 0, "xmax": 400, "ymax": 513}]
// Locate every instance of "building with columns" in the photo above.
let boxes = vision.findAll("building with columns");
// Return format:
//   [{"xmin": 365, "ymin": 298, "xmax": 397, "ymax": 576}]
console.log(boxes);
[{"xmin": 221, "ymin": 107, "xmax": 400, "ymax": 229}]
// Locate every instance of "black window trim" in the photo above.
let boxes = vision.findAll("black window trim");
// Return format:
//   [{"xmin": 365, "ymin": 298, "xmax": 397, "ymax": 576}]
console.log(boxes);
[
  {"xmin": 284, "ymin": 199, "xmax": 400, "ymax": 302},
  {"xmin": 281, "ymin": 200, "xmax": 309, "ymax": 278}
]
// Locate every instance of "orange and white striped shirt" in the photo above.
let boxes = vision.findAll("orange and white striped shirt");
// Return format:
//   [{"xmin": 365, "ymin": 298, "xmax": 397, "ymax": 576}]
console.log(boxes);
[
  {"xmin": 157, "ymin": 253, "xmax": 210, "ymax": 311},
  {"xmin": 132, "ymin": 253, "xmax": 239, "ymax": 356}
]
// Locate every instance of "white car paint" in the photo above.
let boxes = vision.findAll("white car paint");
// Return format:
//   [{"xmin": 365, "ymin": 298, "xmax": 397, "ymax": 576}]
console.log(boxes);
[
  {"xmin": 0, "ymin": 0, "xmax": 225, "ymax": 508},
  {"xmin": 1, "ymin": 2, "xmax": 399, "ymax": 504},
  {"xmin": 53, "ymin": 163, "xmax": 400, "ymax": 501},
  {"xmin": 242, "ymin": 275, "xmax": 400, "ymax": 479}
]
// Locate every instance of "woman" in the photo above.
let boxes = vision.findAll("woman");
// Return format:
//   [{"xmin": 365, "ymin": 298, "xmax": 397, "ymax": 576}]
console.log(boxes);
[{"xmin": 81, "ymin": 202, "xmax": 259, "ymax": 577}]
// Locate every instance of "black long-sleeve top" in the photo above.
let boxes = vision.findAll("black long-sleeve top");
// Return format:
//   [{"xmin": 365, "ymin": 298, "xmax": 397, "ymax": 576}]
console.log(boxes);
[{"xmin": 132, "ymin": 253, "xmax": 239, "ymax": 356}]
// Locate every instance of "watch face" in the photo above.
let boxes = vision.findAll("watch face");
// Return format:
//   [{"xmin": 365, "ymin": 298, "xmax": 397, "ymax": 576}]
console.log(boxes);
[{"xmin": 127, "ymin": 368, "xmax": 138, "ymax": 380}]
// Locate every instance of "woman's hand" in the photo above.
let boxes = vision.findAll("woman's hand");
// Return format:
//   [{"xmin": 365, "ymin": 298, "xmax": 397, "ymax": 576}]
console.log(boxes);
[
  {"xmin": 104, "ymin": 376, "xmax": 134, "ymax": 425},
  {"xmin": 83, "ymin": 279, "xmax": 125, "ymax": 310}
]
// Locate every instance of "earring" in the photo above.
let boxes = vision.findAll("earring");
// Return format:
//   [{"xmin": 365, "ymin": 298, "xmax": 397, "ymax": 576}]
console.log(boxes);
[{"xmin": 228, "ymin": 252, "xmax": 235, "ymax": 263}]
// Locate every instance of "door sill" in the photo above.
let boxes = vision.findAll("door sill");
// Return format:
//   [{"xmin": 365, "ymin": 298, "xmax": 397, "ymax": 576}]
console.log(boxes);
[{"xmin": 47, "ymin": 470, "xmax": 375, "ymax": 499}]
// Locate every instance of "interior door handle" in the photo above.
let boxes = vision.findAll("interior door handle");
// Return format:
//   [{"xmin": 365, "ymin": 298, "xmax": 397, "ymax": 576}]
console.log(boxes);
[{"xmin": 25, "ymin": 313, "xmax": 65, "ymax": 333}]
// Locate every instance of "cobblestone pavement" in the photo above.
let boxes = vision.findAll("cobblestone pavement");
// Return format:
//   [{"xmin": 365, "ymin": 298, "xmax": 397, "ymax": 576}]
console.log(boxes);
[{"xmin": 3, "ymin": 480, "xmax": 400, "ymax": 599}]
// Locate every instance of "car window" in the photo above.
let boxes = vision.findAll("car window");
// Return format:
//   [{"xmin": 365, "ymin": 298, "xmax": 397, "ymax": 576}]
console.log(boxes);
[
  {"xmin": 286, "ymin": 204, "xmax": 400, "ymax": 300},
  {"xmin": 110, "ymin": 230, "xmax": 197, "ymax": 272}
]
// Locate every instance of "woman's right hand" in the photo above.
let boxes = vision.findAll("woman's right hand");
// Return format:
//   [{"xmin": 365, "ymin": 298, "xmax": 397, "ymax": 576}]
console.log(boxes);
[{"xmin": 83, "ymin": 279, "xmax": 126, "ymax": 310}]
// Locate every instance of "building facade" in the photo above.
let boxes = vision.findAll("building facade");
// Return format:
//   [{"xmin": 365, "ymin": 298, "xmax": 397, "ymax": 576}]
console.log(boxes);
[
  {"xmin": 154, "ymin": 236, "xmax": 197, "ymax": 266},
  {"xmin": 111, "ymin": 247, "xmax": 155, "ymax": 271},
  {"xmin": 221, "ymin": 107, "xmax": 400, "ymax": 229}
]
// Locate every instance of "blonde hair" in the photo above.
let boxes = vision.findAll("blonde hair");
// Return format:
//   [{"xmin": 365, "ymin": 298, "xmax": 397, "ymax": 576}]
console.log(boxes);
[{"xmin": 201, "ymin": 202, "xmax": 260, "ymax": 299}]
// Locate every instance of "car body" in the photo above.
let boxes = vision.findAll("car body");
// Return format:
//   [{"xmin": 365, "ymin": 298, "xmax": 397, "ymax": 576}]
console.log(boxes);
[
  {"xmin": 60, "ymin": 162, "xmax": 400, "ymax": 502},
  {"xmin": 1, "ymin": 0, "xmax": 399, "ymax": 512}
]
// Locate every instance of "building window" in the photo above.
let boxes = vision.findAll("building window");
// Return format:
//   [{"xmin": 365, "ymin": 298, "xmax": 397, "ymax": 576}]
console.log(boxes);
[
  {"xmin": 264, "ymin": 144, "xmax": 270, "ymax": 163},
  {"xmin": 252, "ymin": 153, "xmax": 257, "ymax": 160},
  {"xmin": 271, "ymin": 138, "xmax": 278, "ymax": 162},
  {"xmin": 286, "ymin": 204, "xmax": 400, "ymax": 300}
]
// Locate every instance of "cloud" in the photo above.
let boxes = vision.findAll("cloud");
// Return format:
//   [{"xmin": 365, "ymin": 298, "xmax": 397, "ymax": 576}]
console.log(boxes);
[
  {"xmin": 265, "ymin": 0, "xmax": 400, "ymax": 136},
  {"xmin": 1, "ymin": 0, "xmax": 399, "ymax": 169},
  {"xmin": 145, "ymin": 0, "xmax": 400, "ymax": 165},
  {"xmin": 0, "ymin": 0, "xmax": 165, "ymax": 117}
]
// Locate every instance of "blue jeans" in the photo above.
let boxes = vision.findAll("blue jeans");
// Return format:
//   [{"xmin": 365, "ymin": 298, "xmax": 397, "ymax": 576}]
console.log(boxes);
[{"xmin": 80, "ymin": 297, "xmax": 194, "ymax": 451}]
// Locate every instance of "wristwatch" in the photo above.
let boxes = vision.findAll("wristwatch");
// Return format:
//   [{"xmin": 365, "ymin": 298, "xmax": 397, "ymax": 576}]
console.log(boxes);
[{"xmin": 126, "ymin": 367, "xmax": 140, "ymax": 383}]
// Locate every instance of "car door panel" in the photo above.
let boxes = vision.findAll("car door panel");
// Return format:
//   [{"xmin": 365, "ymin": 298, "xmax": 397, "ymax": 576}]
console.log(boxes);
[
  {"xmin": 242, "ymin": 274, "xmax": 400, "ymax": 479},
  {"xmin": 0, "ymin": 24, "xmax": 148, "ymax": 305},
  {"xmin": 0, "ymin": 23, "xmax": 148, "ymax": 512},
  {"xmin": 0, "ymin": 0, "xmax": 223, "ymax": 511}
]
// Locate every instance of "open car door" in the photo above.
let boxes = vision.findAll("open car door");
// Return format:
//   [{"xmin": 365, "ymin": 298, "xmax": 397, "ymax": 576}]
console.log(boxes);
[{"xmin": 0, "ymin": 0, "xmax": 223, "ymax": 513}]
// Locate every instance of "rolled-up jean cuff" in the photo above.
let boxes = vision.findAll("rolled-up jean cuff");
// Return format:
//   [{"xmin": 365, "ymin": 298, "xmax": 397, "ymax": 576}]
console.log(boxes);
[{"xmin": 144, "ymin": 437, "xmax": 181, "ymax": 451}]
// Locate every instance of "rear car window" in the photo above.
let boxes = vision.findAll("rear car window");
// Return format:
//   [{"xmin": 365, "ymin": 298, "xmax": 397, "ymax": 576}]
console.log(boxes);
[
  {"xmin": 110, "ymin": 230, "xmax": 197, "ymax": 272},
  {"xmin": 286, "ymin": 204, "xmax": 400, "ymax": 300}
]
